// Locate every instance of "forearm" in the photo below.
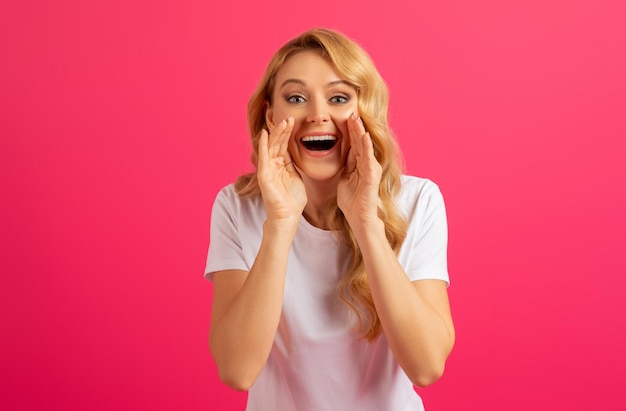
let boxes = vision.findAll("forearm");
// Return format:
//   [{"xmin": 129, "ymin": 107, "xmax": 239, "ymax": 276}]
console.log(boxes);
[
  {"xmin": 210, "ymin": 220, "xmax": 296, "ymax": 390},
  {"xmin": 352, "ymin": 218, "xmax": 454, "ymax": 387}
]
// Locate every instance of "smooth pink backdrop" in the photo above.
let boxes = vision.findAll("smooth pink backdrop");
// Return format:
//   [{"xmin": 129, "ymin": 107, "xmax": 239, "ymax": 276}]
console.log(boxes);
[{"xmin": 2, "ymin": 1, "xmax": 625, "ymax": 410}]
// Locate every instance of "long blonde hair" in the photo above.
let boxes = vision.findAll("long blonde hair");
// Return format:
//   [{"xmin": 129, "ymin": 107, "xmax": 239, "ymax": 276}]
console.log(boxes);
[{"xmin": 236, "ymin": 28, "xmax": 407, "ymax": 340}]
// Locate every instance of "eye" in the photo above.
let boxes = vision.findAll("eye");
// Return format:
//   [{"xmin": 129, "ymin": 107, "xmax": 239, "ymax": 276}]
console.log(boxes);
[
  {"xmin": 330, "ymin": 95, "xmax": 349, "ymax": 104},
  {"xmin": 286, "ymin": 95, "xmax": 306, "ymax": 104}
]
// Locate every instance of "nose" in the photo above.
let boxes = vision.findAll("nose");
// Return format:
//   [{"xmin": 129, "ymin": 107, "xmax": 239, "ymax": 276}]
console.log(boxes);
[{"xmin": 305, "ymin": 98, "xmax": 330, "ymax": 124}]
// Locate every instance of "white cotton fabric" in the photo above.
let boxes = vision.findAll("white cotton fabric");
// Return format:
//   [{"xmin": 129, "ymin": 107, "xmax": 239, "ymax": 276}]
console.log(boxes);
[{"xmin": 205, "ymin": 175, "xmax": 449, "ymax": 411}]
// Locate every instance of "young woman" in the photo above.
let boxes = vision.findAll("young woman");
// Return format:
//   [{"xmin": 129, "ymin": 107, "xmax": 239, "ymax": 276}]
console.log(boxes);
[{"xmin": 206, "ymin": 28, "xmax": 454, "ymax": 411}]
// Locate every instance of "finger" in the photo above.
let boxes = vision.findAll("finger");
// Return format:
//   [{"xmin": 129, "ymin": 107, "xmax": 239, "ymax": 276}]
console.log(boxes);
[
  {"xmin": 361, "ymin": 132, "xmax": 382, "ymax": 184},
  {"xmin": 344, "ymin": 146, "xmax": 357, "ymax": 174},
  {"xmin": 355, "ymin": 114, "xmax": 367, "ymax": 136},
  {"xmin": 348, "ymin": 113, "xmax": 366, "ymax": 137},
  {"xmin": 362, "ymin": 132, "xmax": 375, "ymax": 161},
  {"xmin": 352, "ymin": 132, "xmax": 374, "ymax": 176},
  {"xmin": 281, "ymin": 122, "xmax": 295, "ymax": 171},
  {"xmin": 258, "ymin": 129, "xmax": 269, "ymax": 168},
  {"xmin": 283, "ymin": 150, "xmax": 296, "ymax": 173},
  {"xmin": 357, "ymin": 117, "xmax": 370, "ymax": 159},
  {"xmin": 268, "ymin": 119, "xmax": 288, "ymax": 156},
  {"xmin": 347, "ymin": 113, "xmax": 358, "ymax": 143},
  {"xmin": 350, "ymin": 114, "xmax": 368, "ymax": 159},
  {"xmin": 277, "ymin": 116, "xmax": 293, "ymax": 158},
  {"xmin": 354, "ymin": 124, "xmax": 364, "ymax": 160}
]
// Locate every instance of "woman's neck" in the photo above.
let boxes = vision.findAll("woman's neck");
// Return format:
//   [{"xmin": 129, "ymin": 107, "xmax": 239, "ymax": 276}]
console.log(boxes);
[{"xmin": 301, "ymin": 177, "xmax": 340, "ymax": 230}]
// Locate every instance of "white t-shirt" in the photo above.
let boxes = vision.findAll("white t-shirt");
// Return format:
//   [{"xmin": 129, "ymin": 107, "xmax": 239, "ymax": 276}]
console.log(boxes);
[{"xmin": 205, "ymin": 175, "xmax": 449, "ymax": 411}]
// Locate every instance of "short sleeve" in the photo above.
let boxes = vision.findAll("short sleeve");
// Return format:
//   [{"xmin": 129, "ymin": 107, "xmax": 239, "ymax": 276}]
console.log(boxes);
[
  {"xmin": 204, "ymin": 186, "xmax": 250, "ymax": 281},
  {"xmin": 399, "ymin": 179, "xmax": 450, "ymax": 285}
]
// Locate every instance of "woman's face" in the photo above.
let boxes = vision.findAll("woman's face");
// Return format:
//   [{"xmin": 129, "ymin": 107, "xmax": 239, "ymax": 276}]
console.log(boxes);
[{"xmin": 266, "ymin": 50, "xmax": 359, "ymax": 183}]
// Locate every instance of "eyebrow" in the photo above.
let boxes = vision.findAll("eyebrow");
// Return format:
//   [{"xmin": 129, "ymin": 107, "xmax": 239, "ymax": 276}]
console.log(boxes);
[{"xmin": 279, "ymin": 79, "xmax": 352, "ymax": 89}]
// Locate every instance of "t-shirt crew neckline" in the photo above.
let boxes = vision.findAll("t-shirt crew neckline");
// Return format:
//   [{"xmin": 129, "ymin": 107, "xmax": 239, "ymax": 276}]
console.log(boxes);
[{"xmin": 298, "ymin": 214, "xmax": 339, "ymax": 240}]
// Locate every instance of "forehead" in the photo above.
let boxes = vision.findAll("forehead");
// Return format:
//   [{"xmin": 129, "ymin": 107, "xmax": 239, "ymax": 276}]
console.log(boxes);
[{"xmin": 275, "ymin": 50, "xmax": 343, "ymax": 84}]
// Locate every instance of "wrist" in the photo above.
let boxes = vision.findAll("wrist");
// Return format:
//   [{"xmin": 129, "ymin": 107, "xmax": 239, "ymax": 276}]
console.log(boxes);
[
  {"xmin": 264, "ymin": 217, "xmax": 300, "ymax": 239},
  {"xmin": 347, "ymin": 216, "xmax": 385, "ymax": 239}
]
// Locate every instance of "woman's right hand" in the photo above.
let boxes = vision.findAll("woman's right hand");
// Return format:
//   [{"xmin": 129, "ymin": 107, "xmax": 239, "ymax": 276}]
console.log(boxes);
[{"xmin": 257, "ymin": 117, "xmax": 307, "ymax": 228}]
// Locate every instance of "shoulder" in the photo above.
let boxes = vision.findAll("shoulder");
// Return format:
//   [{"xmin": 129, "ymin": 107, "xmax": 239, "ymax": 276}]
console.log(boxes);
[
  {"xmin": 213, "ymin": 184, "xmax": 265, "ymax": 225},
  {"xmin": 396, "ymin": 175, "xmax": 449, "ymax": 282},
  {"xmin": 399, "ymin": 175, "xmax": 441, "ymax": 194},
  {"xmin": 213, "ymin": 184, "xmax": 263, "ymax": 211},
  {"xmin": 214, "ymin": 184, "xmax": 239, "ymax": 203},
  {"xmin": 398, "ymin": 175, "xmax": 445, "ymax": 211}
]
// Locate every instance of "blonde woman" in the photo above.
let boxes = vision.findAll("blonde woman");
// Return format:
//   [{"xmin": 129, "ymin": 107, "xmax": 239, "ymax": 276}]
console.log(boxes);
[{"xmin": 206, "ymin": 28, "xmax": 455, "ymax": 410}]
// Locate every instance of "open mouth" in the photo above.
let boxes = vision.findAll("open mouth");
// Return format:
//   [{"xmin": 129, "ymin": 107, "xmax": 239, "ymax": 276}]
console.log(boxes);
[{"xmin": 301, "ymin": 135, "xmax": 338, "ymax": 151}]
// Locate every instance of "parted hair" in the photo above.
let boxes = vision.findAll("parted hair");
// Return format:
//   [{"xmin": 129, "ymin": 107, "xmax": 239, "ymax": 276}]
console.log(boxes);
[{"xmin": 235, "ymin": 28, "xmax": 408, "ymax": 340}]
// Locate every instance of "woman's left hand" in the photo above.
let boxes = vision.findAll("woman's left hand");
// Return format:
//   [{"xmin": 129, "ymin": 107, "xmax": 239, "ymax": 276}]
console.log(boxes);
[{"xmin": 337, "ymin": 114, "xmax": 382, "ymax": 227}]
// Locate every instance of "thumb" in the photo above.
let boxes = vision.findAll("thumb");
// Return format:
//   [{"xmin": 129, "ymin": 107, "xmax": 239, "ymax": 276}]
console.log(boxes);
[
  {"xmin": 344, "ymin": 146, "xmax": 356, "ymax": 174},
  {"xmin": 283, "ymin": 149, "xmax": 297, "ymax": 173}
]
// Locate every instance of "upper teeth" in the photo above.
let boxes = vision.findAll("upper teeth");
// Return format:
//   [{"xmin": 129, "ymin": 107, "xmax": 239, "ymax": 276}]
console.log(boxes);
[{"xmin": 301, "ymin": 135, "xmax": 337, "ymax": 142}]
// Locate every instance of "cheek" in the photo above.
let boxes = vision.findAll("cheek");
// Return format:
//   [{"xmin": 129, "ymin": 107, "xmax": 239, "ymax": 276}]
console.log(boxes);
[
  {"xmin": 338, "ymin": 103, "xmax": 358, "ymax": 128},
  {"xmin": 271, "ymin": 107, "xmax": 287, "ymax": 123},
  {"xmin": 288, "ymin": 128, "xmax": 300, "ymax": 150},
  {"xmin": 337, "ymin": 115, "xmax": 351, "ymax": 135},
  {"xmin": 269, "ymin": 98, "xmax": 294, "ymax": 123}
]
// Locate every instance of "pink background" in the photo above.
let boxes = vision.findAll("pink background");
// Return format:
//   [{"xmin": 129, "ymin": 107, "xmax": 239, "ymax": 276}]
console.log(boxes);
[{"xmin": 2, "ymin": 0, "xmax": 625, "ymax": 409}]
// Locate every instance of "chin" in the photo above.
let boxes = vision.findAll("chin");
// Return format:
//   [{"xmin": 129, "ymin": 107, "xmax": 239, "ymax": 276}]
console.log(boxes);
[{"xmin": 297, "ymin": 165, "xmax": 342, "ymax": 183}]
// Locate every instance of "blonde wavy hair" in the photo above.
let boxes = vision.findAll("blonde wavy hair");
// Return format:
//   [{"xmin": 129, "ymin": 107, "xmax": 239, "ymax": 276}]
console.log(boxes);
[{"xmin": 235, "ymin": 28, "xmax": 408, "ymax": 340}]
